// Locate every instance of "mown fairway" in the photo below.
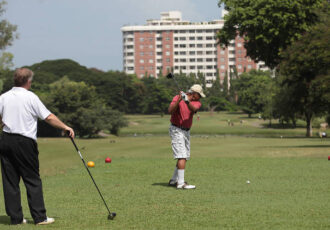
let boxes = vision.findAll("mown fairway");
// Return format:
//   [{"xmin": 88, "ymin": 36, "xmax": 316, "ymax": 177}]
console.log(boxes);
[{"xmin": 0, "ymin": 112, "xmax": 329, "ymax": 229}]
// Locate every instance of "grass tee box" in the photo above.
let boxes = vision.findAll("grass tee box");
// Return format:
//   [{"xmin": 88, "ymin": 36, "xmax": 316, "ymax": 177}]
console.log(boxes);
[{"xmin": 0, "ymin": 113, "xmax": 329, "ymax": 229}]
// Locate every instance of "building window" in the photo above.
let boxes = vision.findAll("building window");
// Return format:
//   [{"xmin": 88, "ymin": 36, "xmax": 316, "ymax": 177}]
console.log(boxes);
[
  {"xmin": 166, "ymin": 44, "xmax": 170, "ymax": 48},
  {"xmin": 140, "ymin": 66, "xmax": 144, "ymax": 70},
  {"xmin": 149, "ymin": 59, "xmax": 154, "ymax": 63},
  {"xmin": 139, "ymin": 38, "xmax": 144, "ymax": 42},
  {"xmin": 139, "ymin": 45, "xmax": 144, "ymax": 49},
  {"xmin": 189, "ymin": 51, "xmax": 195, "ymax": 55},
  {"xmin": 166, "ymin": 58, "xmax": 170, "ymax": 63},
  {"xmin": 189, "ymin": 37, "xmax": 195, "ymax": 40},
  {"xmin": 140, "ymin": 59, "xmax": 144, "ymax": 63},
  {"xmin": 237, "ymin": 65, "xmax": 242, "ymax": 69},
  {"xmin": 237, "ymin": 43, "xmax": 242, "ymax": 47},
  {"xmin": 220, "ymin": 65, "xmax": 225, "ymax": 69},
  {"xmin": 140, "ymin": 52, "xmax": 144, "ymax": 56},
  {"xmin": 166, "ymin": 51, "xmax": 170, "ymax": 56},
  {"xmin": 189, "ymin": 44, "xmax": 195, "ymax": 48},
  {"xmin": 247, "ymin": 64, "xmax": 252, "ymax": 69},
  {"xmin": 166, "ymin": 37, "xmax": 170, "ymax": 41},
  {"xmin": 149, "ymin": 45, "xmax": 153, "ymax": 49}
]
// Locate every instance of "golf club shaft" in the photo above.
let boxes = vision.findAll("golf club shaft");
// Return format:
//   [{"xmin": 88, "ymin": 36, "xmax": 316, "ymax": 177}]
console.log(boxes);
[
  {"xmin": 69, "ymin": 137, "xmax": 112, "ymax": 215},
  {"xmin": 172, "ymin": 77, "xmax": 181, "ymax": 92}
]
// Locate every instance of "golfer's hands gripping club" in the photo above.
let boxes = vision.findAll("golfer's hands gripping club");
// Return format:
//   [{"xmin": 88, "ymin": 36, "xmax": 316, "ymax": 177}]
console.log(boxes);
[
  {"xmin": 66, "ymin": 128, "xmax": 75, "ymax": 138},
  {"xmin": 66, "ymin": 127, "xmax": 75, "ymax": 138},
  {"xmin": 180, "ymin": 91, "xmax": 189, "ymax": 103}
]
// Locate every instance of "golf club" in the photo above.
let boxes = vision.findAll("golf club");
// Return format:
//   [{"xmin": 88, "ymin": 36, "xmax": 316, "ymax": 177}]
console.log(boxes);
[
  {"xmin": 68, "ymin": 134, "xmax": 116, "ymax": 220},
  {"xmin": 166, "ymin": 72, "xmax": 181, "ymax": 92}
]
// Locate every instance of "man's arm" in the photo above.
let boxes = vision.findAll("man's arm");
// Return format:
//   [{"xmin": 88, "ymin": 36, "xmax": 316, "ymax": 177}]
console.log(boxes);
[
  {"xmin": 45, "ymin": 114, "xmax": 75, "ymax": 138},
  {"xmin": 186, "ymin": 101, "xmax": 199, "ymax": 113},
  {"xmin": 168, "ymin": 93, "xmax": 182, "ymax": 114}
]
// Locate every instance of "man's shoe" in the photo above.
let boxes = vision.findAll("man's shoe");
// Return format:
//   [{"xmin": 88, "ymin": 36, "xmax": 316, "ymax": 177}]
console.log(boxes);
[
  {"xmin": 22, "ymin": 218, "xmax": 27, "ymax": 224},
  {"xmin": 177, "ymin": 182, "xmax": 196, "ymax": 189},
  {"xmin": 168, "ymin": 179, "xmax": 177, "ymax": 187},
  {"xmin": 37, "ymin": 217, "xmax": 55, "ymax": 225}
]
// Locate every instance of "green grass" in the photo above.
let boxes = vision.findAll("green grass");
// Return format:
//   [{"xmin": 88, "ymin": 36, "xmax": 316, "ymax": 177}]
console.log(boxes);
[
  {"xmin": 0, "ymin": 113, "xmax": 330, "ymax": 229},
  {"xmin": 120, "ymin": 112, "xmax": 310, "ymax": 137}
]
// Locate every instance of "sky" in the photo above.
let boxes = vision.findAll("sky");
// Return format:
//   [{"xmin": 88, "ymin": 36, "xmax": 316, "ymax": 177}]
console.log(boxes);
[{"xmin": 5, "ymin": 0, "xmax": 223, "ymax": 71}]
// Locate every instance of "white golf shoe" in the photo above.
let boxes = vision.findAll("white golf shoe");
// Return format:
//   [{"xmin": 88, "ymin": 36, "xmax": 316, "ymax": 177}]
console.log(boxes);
[
  {"xmin": 177, "ymin": 182, "xmax": 196, "ymax": 189},
  {"xmin": 37, "ymin": 217, "xmax": 55, "ymax": 225}
]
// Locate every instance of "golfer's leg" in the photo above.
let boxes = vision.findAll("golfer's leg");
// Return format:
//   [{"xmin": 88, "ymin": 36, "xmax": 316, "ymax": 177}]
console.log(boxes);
[
  {"xmin": 177, "ymin": 158, "xmax": 186, "ymax": 169},
  {"xmin": 0, "ymin": 155, "xmax": 23, "ymax": 224},
  {"xmin": 18, "ymin": 138, "xmax": 46, "ymax": 224}
]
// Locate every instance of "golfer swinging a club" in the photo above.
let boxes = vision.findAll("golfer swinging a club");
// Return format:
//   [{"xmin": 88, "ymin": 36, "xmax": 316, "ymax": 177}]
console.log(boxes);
[
  {"xmin": 168, "ymin": 84, "xmax": 205, "ymax": 189},
  {"xmin": 0, "ymin": 68, "xmax": 74, "ymax": 225}
]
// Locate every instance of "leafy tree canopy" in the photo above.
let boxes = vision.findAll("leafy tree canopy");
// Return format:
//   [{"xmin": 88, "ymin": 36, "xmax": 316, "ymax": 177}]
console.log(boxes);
[{"xmin": 217, "ymin": 0, "xmax": 324, "ymax": 68}]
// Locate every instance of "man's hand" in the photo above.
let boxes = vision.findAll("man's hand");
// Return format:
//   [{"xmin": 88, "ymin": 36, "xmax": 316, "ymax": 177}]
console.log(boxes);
[
  {"xmin": 181, "ymin": 92, "xmax": 189, "ymax": 103},
  {"xmin": 66, "ymin": 127, "xmax": 75, "ymax": 138}
]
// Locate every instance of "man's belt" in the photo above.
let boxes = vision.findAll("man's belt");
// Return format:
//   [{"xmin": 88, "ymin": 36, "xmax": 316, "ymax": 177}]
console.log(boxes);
[{"xmin": 171, "ymin": 123, "xmax": 190, "ymax": 131}]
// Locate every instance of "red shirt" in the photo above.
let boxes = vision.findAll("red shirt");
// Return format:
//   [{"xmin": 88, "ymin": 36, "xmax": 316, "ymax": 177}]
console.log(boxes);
[{"xmin": 170, "ymin": 95, "xmax": 201, "ymax": 129}]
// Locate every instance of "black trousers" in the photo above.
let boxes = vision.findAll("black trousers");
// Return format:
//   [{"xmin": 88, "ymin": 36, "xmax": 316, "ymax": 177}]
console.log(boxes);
[{"xmin": 0, "ymin": 132, "xmax": 47, "ymax": 224}]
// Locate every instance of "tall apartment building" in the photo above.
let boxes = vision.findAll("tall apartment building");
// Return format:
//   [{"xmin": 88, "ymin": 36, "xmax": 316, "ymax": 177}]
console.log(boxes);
[{"xmin": 121, "ymin": 11, "xmax": 266, "ymax": 86}]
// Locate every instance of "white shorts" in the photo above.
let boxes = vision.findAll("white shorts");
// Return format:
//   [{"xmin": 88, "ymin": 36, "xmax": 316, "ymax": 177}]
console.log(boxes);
[{"xmin": 169, "ymin": 124, "xmax": 190, "ymax": 160}]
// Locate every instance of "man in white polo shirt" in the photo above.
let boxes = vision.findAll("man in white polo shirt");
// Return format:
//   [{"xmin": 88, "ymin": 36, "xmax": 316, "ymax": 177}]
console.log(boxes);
[{"xmin": 0, "ymin": 68, "xmax": 74, "ymax": 225}]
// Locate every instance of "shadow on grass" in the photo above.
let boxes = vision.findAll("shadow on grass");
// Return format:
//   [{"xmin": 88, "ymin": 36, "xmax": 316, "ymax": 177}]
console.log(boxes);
[
  {"xmin": 0, "ymin": 215, "xmax": 10, "ymax": 225},
  {"xmin": 269, "ymin": 145, "xmax": 330, "ymax": 148},
  {"xmin": 261, "ymin": 123, "xmax": 306, "ymax": 129},
  {"xmin": 152, "ymin": 182, "xmax": 175, "ymax": 188}
]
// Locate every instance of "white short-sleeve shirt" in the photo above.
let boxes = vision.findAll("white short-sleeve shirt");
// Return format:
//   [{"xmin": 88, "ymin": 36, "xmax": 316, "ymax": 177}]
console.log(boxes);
[{"xmin": 0, "ymin": 87, "xmax": 51, "ymax": 140}]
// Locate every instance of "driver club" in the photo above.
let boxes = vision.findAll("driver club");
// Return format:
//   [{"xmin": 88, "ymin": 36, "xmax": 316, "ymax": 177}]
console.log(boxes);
[
  {"xmin": 166, "ymin": 72, "xmax": 181, "ymax": 92},
  {"xmin": 68, "ymin": 134, "xmax": 116, "ymax": 220}
]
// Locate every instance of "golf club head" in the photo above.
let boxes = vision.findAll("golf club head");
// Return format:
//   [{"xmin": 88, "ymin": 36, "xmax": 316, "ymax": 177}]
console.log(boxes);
[
  {"xmin": 166, "ymin": 72, "xmax": 174, "ymax": 79},
  {"xmin": 108, "ymin": 212, "xmax": 116, "ymax": 220}
]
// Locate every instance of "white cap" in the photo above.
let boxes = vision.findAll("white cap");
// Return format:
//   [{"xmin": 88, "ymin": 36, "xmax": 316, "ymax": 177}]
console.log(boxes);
[{"xmin": 189, "ymin": 84, "xmax": 205, "ymax": 98}]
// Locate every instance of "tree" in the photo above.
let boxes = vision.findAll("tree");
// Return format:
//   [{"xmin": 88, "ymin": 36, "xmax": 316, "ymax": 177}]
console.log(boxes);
[
  {"xmin": 142, "ymin": 78, "xmax": 172, "ymax": 115},
  {"xmin": 217, "ymin": 0, "xmax": 323, "ymax": 68},
  {"xmin": 278, "ymin": 4, "xmax": 330, "ymax": 136},
  {"xmin": 0, "ymin": 1, "xmax": 18, "ymax": 92},
  {"xmin": 0, "ymin": 1, "xmax": 18, "ymax": 50},
  {"xmin": 231, "ymin": 70, "xmax": 273, "ymax": 117},
  {"xmin": 42, "ymin": 77, "xmax": 127, "ymax": 137}
]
